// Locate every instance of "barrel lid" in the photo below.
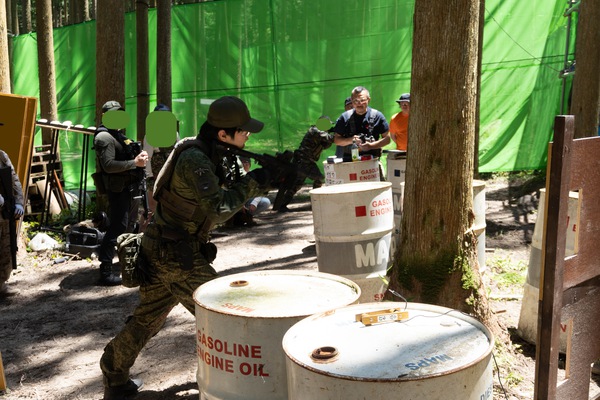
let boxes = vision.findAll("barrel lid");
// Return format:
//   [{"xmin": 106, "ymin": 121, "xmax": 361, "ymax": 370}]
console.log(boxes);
[
  {"xmin": 283, "ymin": 302, "xmax": 493, "ymax": 380},
  {"xmin": 310, "ymin": 181, "xmax": 391, "ymax": 195},
  {"xmin": 193, "ymin": 270, "xmax": 360, "ymax": 318}
]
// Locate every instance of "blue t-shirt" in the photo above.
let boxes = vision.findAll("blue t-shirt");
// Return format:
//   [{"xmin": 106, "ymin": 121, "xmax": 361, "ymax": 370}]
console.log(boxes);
[{"xmin": 333, "ymin": 107, "xmax": 389, "ymax": 160}]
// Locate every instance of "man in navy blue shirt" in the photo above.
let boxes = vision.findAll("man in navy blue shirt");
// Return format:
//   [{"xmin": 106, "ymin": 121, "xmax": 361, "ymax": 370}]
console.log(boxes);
[{"xmin": 333, "ymin": 86, "xmax": 390, "ymax": 162}]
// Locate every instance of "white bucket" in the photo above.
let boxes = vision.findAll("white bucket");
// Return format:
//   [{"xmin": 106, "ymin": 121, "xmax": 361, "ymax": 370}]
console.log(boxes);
[
  {"xmin": 283, "ymin": 302, "xmax": 494, "ymax": 400},
  {"xmin": 517, "ymin": 188, "xmax": 579, "ymax": 351},
  {"xmin": 193, "ymin": 270, "xmax": 360, "ymax": 400},
  {"xmin": 472, "ymin": 180, "xmax": 486, "ymax": 272},
  {"xmin": 323, "ymin": 158, "xmax": 380, "ymax": 185},
  {"xmin": 385, "ymin": 150, "xmax": 407, "ymax": 187},
  {"xmin": 310, "ymin": 182, "xmax": 394, "ymax": 303}
]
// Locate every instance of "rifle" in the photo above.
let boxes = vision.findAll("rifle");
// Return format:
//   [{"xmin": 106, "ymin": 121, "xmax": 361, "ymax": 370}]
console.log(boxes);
[
  {"xmin": 0, "ymin": 166, "xmax": 18, "ymax": 270},
  {"xmin": 216, "ymin": 144, "xmax": 323, "ymax": 208},
  {"xmin": 133, "ymin": 168, "xmax": 150, "ymax": 221}
]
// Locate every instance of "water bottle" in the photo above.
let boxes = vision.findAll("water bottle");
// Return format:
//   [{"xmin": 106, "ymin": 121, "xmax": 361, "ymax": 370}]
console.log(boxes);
[{"xmin": 351, "ymin": 139, "xmax": 359, "ymax": 162}]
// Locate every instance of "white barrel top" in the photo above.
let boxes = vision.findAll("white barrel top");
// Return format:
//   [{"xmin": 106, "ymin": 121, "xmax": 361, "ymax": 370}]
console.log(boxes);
[
  {"xmin": 193, "ymin": 270, "xmax": 360, "ymax": 318},
  {"xmin": 310, "ymin": 181, "xmax": 391, "ymax": 195},
  {"xmin": 283, "ymin": 302, "xmax": 493, "ymax": 380}
]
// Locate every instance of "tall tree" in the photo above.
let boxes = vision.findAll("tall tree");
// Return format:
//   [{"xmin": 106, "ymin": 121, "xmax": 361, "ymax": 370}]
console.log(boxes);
[
  {"xmin": 69, "ymin": 0, "xmax": 89, "ymax": 24},
  {"xmin": 10, "ymin": 0, "xmax": 18, "ymax": 35},
  {"xmin": 569, "ymin": 1, "xmax": 600, "ymax": 139},
  {"xmin": 137, "ymin": 0, "xmax": 149, "ymax": 142},
  {"xmin": 21, "ymin": 0, "xmax": 32, "ymax": 32},
  {"xmin": 5, "ymin": 0, "xmax": 11, "ymax": 34},
  {"xmin": 36, "ymin": 0, "xmax": 58, "ymax": 145},
  {"xmin": 95, "ymin": 0, "xmax": 125, "ymax": 125},
  {"xmin": 388, "ymin": 0, "xmax": 492, "ymax": 325},
  {"xmin": 156, "ymin": 0, "xmax": 172, "ymax": 108},
  {"xmin": 0, "ymin": 0, "xmax": 10, "ymax": 92}
]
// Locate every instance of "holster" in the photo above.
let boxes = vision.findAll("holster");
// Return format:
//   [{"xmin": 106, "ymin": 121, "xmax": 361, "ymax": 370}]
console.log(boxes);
[{"xmin": 155, "ymin": 224, "xmax": 217, "ymax": 269}]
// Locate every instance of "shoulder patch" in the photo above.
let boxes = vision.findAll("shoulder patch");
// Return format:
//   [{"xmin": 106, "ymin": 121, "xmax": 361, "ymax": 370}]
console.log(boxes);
[{"xmin": 194, "ymin": 166, "xmax": 211, "ymax": 177}]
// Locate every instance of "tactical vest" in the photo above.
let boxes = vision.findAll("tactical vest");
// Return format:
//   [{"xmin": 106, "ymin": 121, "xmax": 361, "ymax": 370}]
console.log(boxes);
[{"xmin": 153, "ymin": 138, "xmax": 217, "ymax": 224}]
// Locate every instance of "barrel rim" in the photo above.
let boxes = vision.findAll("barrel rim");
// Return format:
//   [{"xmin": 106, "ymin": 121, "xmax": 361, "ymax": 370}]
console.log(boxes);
[
  {"xmin": 193, "ymin": 270, "xmax": 361, "ymax": 318},
  {"xmin": 282, "ymin": 302, "xmax": 494, "ymax": 382},
  {"xmin": 310, "ymin": 181, "xmax": 392, "ymax": 195}
]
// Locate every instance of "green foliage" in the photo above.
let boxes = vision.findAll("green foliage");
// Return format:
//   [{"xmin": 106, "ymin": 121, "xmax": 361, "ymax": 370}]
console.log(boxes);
[{"xmin": 488, "ymin": 255, "xmax": 527, "ymax": 289}]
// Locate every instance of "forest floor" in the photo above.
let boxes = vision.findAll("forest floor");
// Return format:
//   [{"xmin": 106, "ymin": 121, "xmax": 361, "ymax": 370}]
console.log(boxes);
[{"xmin": 1, "ymin": 174, "xmax": 600, "ymax": 399}]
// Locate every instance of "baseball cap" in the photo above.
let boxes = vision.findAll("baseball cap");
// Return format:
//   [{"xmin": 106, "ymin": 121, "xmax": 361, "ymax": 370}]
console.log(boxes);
[
  {"xmin": 344, "ymin": 97, "xmax": 352, "ymax": 107},
  {"xmin": 102, "ymin": 100, "xmax": 124, "ymax": 113},
  {"xmin": 396, "ymin": 93, "xmax": 410, "ymax": 104},
  {"xmin": 154, "ymin": 103, "xmax": 171, "ymax": 112},
  {"xmin": 207, "ymin": 96, "xmax": 264, "ymax": 133}
]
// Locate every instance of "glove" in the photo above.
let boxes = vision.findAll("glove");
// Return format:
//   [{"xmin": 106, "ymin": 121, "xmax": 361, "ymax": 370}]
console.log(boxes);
[
  {"xmin": 14, "ymin": 204, "xmax": 24, "ymax": 218},
  {"xmin": 247, "ymin": 168, "xmax": 271, "ymax": 188},
  {"xmin": 0, "ymin": 194, "xmax": 4, "ymax": 207}
]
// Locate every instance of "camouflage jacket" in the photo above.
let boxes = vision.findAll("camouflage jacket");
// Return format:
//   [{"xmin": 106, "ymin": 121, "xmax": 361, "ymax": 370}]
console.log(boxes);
[
  {"xmin": 294, "ymin": 126, "xmax": 334, "ymax": 163},
  {"xmin": 153, "ymin": 138, "xmax": 262, "ymax": 238}
]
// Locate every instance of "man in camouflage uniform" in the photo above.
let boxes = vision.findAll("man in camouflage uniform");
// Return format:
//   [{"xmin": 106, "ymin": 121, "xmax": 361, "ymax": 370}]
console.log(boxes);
[
  {"xmin": 94, "ymin": 100, "xmax": 149, "ymax": 285},
  {"xmin": 273, "ymin": 124, "xmax": 333, "ymax": 212},
  {"xmin": 99, "ymin": 96, "xmax": 269, "ymax": 400},
  {"xmin": 0, "ymin": 149, "xmax": 24, "ymax": 296}
]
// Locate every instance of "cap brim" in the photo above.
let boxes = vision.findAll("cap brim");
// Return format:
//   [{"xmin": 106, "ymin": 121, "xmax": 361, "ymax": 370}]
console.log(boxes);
[
  {"xmin": 104, "ymin": 106, "xmax": 124, "ymax": 112},
  {"xmin": 396, "ymin": 100, "xmax": 410, "ymax": 104},
  {"xmin": 239, "ymin": 118, "xmax": 264, "ymax": 133}
]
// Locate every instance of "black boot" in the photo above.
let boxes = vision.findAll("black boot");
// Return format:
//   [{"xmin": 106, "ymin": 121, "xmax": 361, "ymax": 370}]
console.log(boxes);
[
  {"xmin": 99, "ymin": 262, "xmax": 122, "ymax": 286},
  {"xmin": 103, "ymin": 378, "xmax": 144, "ymax": 400}
]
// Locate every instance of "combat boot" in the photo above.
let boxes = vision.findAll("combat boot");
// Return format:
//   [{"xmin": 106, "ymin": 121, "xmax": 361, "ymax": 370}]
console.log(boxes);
[
  {"xmin": 99, "ymin": 262, "xmax": 122, "ymax": 286},
  {"xmin": 103, "ymin": 378, "xmax": 144, "ymax": 400}
]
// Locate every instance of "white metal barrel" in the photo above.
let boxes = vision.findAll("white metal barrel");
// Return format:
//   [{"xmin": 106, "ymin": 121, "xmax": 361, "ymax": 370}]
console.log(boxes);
[
  {"xmin": 517, "ymin": 188, "xmax": 579, "ymax": 351},
  {"xmin": 472, "ymin": 180, "xmax": 486, "ymax": 273},
  {"xmin": 283, "ymin": 302, "xmax": 494, "ymax": 400},
  {"xmin": 310, "ymin": 182, "xmax": 394, "ymax": 303},
  {"xmin": 193, "ymin": 270, "xmax": 360, "ymax": 400},
  {"xmin": 385, "ymin": 150, "xmax": 407, "ymax": 187},
  {"xmin": 323, "ymin": 158, "xmax": 380, "ymax": 185},
  {"xmin": 390, "ymin": 182, "xmax": 405, "ymax": 262}
]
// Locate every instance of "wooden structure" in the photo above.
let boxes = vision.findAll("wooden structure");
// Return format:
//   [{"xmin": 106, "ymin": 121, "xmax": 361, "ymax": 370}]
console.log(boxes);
[
  {"xmin": 534, "ymin": 115, "xmax": 600, "ymax": 399},
  {"xmin": 35, "ymin": 120, "xmax": 97, "ymax": 223},
  {"xmin": 0, "ymin": 93, "xmax": 37, "ymax": 207}
]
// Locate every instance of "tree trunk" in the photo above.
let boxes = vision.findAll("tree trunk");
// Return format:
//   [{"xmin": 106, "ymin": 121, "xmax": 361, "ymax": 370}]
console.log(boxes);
[
  {"xmin": 156, "ymin": 0, "xmax": 172, "ymax": 108},
  {"xmin": 21, "ymin": 0, "xmax": 32, "ymax": 32},
  {"xmin": 388, "ymin": 0, "xmax": 492, "ymax": 326},
  {"xmin": 0, "ymin": 0, "xmax": 10, "ymax": 92},
  {"xmin": 570, "ymin": 1, "xmax": 600, "ymax": 139},
  {"xmin": 137, "ymin": 0, "xmax": 149, "ymax": 142},
  {"xmin": 10, "ymin": 0, "xmax": 18, "ymax": 35},
  {"xmin": 95, "ymin": 0, "xmax": 125, "ymax": 125},
  {"xmin": 36, "ymin": 0, "xmax": 58, "ymax": 145},
  {"xmin": 90, "ymin": 0, "xmax": 96, "ymax": 20},
  {"xmin": 80, "ymin": 0, "xmax": 90, "ymax": 22}
]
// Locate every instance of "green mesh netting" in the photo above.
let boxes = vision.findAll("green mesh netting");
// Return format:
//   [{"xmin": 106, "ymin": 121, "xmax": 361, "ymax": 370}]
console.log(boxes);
[{"xmin": 9, "ymin": 0, "xmax": 574, "ymax": 190}]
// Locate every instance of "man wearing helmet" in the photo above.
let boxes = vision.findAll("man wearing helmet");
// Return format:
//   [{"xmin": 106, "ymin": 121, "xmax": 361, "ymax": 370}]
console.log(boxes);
[{"xmin": 99, "ymin": 96, "xmax": 269, "ymax": 400}]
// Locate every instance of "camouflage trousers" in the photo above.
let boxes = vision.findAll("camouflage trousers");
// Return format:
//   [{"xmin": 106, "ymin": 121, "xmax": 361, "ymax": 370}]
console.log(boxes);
[
  {"xmin": 99, "ymin": 224, "xmax": 218, "ymax": 387},
  {"xmin": 0, "ymin": 219, "xmax": 12, "ymax": 282}
]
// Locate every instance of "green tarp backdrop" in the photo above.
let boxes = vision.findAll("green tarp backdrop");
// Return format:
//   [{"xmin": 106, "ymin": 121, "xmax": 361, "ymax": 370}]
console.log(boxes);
[{"xmin": 9, "ymin": 0, "xmax": 574, "ymax": 190}]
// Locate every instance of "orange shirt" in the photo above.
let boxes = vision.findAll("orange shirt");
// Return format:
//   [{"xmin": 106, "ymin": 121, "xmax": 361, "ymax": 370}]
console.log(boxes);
[{"xmin": 389, "ymin": 112, "xmax": 409, "ymax": 151}]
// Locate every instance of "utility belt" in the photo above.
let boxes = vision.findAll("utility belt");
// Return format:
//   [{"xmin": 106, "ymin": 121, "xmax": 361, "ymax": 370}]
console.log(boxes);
[{"xmin": 142, "ymin": 223, "xmax": 217, "ymax": 270}]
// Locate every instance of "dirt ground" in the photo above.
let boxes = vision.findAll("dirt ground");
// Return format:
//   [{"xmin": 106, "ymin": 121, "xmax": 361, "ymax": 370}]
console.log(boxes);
[{"xmin": 1, "ymin": 176, "xmax": 600, "ymax": 399}]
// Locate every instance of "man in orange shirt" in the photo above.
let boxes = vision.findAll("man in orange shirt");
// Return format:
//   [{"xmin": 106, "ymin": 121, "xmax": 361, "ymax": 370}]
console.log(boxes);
[{"xmin": 389, "ymin": 93, "xmax": 410, "ymax": 151}]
